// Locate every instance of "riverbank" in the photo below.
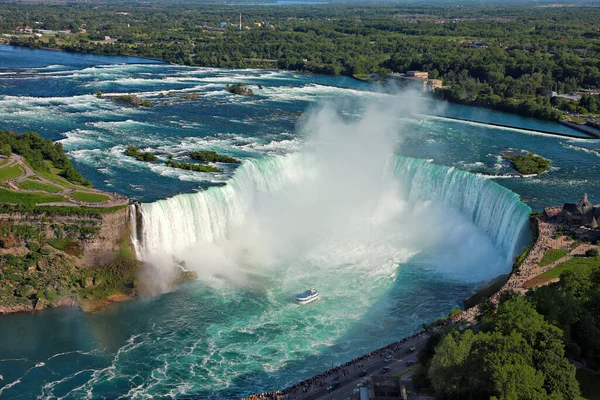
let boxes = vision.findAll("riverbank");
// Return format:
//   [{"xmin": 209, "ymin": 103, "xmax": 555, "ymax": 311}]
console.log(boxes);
[
  {"xmin": 245, "ymin": 210, "xmax": 583, "ymax": 400},
  {"xmin": 2, "ymin": 41, "xmax": 589, "ymax": 135},
  {"xmin": 0, "ymin": 42, "xmax": 167, "ymax": 64}
]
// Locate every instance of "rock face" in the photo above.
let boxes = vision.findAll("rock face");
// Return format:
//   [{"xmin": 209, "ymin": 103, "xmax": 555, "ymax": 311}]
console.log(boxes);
[
  {"xmin": 0, "ymin": 207, "xmax": 130, "ymax": 268},
  {"xmin": 0, "ymin": 206, "xmax": 136, "ymax": 314},
  {"xmin": 81, "ymin": 206, "xmax": 130, "ymax": 267}
]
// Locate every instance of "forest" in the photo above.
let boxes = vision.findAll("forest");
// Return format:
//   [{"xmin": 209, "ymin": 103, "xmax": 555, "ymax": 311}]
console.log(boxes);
[
  {"xmin": 413, "ymin": 260, "xmax": 600, "ymax": 400},
  {"xmin": 1, "ymin": 2, "xmax": 599, "ymax": 120}
]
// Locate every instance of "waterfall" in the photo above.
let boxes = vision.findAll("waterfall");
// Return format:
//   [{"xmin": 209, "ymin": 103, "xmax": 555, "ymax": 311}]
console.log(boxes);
[
  {"xmin": 131, "ymin": 154, "xmax": 531, "ymax": 264},
  {"xmin": 389, "ymin": 157, "xmax": 531, "ymax": 260},
  {"xmin": 129, "ymin": 202, "xmax": 144, "ymax": 260}
]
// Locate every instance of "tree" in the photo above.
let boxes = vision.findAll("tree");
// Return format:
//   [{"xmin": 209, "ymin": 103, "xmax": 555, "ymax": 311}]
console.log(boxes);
[
  {"xmin": 560, "ymin": 268, "xmax": 593, "ymax": 299},
  {"xmin": 428, "ymin": 329, "xmax": 476, "ymax": 397},
  {"xmin": 426, "ymin": 296, "xmax": 580, "ymax": 399},
  {"xmin": 0, "ymin": 143, "xmax": 11, "ymax": 157}
]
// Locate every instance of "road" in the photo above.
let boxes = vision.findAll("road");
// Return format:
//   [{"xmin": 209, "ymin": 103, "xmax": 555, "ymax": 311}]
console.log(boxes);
[{"xmin": 291, "ymin": 334, "xmax": 430, "ymax": 400}]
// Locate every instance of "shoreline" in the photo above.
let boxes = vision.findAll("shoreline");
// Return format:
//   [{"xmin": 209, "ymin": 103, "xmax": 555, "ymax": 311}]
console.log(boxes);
[
  {"xmin": 0, "ymin": 293, "xmax": 134, "ymax": 316},
  {"xmin": 2, "ymin": 43, "xmax": 590, "ymax": 137},
  {"xmin": 0, "ymin": 42, "xmax": 168, "ymax": 64},
  {"xmin": 438, "ymin": 115, "xmax": 595, "ymax": 140}
]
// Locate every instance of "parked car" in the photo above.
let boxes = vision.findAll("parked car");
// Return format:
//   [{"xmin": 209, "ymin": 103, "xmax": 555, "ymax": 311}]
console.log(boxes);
[
  {"xmin": 327, "ymin": 382, "xmax": 340, "ymax": 391},
  {"xmin": 381, "ymin": 367, "xmax": 391, "ymax": 374},
  {"xmin": 405, "ymin": 360, "xmax": 415, "ymax": 366},
  {"xmin": 359, "ymin": 370, "xmax": 368, "ymax": 377},
  {"xmin": 384, "ymin": 355, "xmax": 393, "ymax": 362},
  {"xmin": 408, "ymin": 347, "xmax": 416, "ymax": 353}
]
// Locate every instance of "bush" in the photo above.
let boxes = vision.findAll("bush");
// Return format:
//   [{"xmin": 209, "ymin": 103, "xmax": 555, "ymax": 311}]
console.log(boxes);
[
  {"xmin": 165, "ymin": 160, "xmax": 219, "ymax": 173},
  {"xmin": 0, "ymin": 143, "xmax": 11, "ymax": 157},
  {"xmin": 111, "ymin": 95, "xmax": 152, "ymax": 107},
  {"xmin": 27, "ymin": 241, "xmax": 40, "ymax": 252},
  {"xmin": 225, "ymin": 83, "xmax": 253, "ymax": 95},
  {"xmin": 585, "ymin": 248, "xmax": 599, "ymax": 257}
]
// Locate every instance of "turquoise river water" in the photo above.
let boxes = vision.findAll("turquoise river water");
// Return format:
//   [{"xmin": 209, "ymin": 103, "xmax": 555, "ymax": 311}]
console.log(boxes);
[{"xmin": 0, "ymin": 45, "xmax": 599, "ymax": 399}]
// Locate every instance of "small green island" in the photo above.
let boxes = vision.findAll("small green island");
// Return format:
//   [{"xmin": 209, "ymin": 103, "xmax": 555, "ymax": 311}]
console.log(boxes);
[
  {"xmin": 504, "ymin": 152, "xmax": 551, "ymax": 175},
  {"xmin": 125, "ymin": 146, "xmax": 242, "ymax": 173},
  {"xmin": 225, "ymin": 83, "xmax": 253, "ymax": 96},
  {"xmin": 125, "ymin": 145, "xmax": 159, "ymax": 162},
  {"xmin": 165, "ymin": 160, "xmax": 219, "ymax": 173},
  {"xmin": 189, "ymin": 150, "xmax": 241, "ymax": 164},
  {"xmin": 97, "ymin": 92, "xmax": 152, "ymax": 108}
]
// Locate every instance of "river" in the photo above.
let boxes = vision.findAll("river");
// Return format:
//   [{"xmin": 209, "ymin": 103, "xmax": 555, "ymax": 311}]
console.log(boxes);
[{"xmin": 0, "ymin": 45, "xmax": 598, "ymax": 399}]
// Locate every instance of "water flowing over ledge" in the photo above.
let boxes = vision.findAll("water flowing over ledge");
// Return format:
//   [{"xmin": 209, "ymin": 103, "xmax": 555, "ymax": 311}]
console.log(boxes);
[{"xmin": 132, "ymin": 154, "xmax": 531, "ymax": 264}]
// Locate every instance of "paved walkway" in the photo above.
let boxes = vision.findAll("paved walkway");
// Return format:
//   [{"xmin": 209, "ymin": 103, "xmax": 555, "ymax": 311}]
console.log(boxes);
[{"xmin": 244, "ymin": 332, "xmax": 430, "ymax": 400}]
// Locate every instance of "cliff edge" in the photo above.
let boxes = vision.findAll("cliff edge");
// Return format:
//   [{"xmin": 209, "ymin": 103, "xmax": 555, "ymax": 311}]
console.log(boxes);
[{"xmin": 0, "ymin": 205, "xmax": 139, "ymax": 314}]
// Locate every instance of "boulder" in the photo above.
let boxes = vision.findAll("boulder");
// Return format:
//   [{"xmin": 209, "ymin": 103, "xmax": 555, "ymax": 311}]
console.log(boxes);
[{"xmin": 80, "ymin": 276, "xmax": 94, "ymax": 288}]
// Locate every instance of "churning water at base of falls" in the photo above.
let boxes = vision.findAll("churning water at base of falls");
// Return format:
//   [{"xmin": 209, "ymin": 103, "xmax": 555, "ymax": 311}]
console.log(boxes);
[{"xmin": 0, "ymin": 46, "xmax": 599, "ymax": 399}]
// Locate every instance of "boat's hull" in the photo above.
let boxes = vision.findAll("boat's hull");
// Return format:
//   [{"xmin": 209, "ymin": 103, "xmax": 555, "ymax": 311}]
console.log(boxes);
[{"xmin": 295, "ymin": 296, "xmax": 319, "ymax": 305}]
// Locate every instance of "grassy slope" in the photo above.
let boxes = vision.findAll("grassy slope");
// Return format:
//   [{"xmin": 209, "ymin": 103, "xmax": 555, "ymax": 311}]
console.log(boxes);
[
  {"xmin": 0, "ymin": 164, "xmax": 24, "ymax": 181},
  {"xmin": 536, "ymin": 255, "xmax": 600, "ymax": 281},
  {"xmin": 70, "ymin": 191, "xmax": 110, "ymax": 203},
  {"xmin": 16, "ymin": 179, "xmax": 63, "ymax": 193},
  {"xmin": 539, "ymin": 249, "xmax": 569, "ymax": 267},
  {"xmin": 0, "ymin": 188, "xmax": 67, "ymax": 205},
  {"xmin": 37, "ymin": 160, "xmax": 75, "ymax": 189}
]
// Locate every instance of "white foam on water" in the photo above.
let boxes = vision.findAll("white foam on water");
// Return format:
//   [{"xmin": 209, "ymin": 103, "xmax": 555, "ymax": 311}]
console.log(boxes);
[
  {"xmin": 261, "ymin": 84, "xmax": 381, "ymax": 102},
  {"xmin": 562, "ymin": 143, "xmax": 600, "ymax": 157},
  {"xmin": 423, "ymin": 114, "xmax": 592, "ymax": 141}
]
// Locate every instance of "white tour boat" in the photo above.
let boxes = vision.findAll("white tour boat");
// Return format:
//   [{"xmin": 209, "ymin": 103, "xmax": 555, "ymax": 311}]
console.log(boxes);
[{"xmin": 295, "ymin": 288, "xmax": 319, "ymax": 305}]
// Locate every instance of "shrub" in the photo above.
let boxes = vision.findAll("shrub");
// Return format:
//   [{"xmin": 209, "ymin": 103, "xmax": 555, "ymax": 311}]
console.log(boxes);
[
  {"xmin": 189, "ymin": 150, "xmax": 240, "ymax": 164},
  {"xmin": 0, "ymin": 143, "xmax": 11, "ymax": 157},
  {"xmin": 27, "ymin": 241, "xmax": 40, "ymax": 252},
  {"xmin": 585, "ymin": 248, "xmax": 599, "ymax": 257},
  {"xmin": 165, "ymin": 160, "xmax": 219, "ymax": 173}
]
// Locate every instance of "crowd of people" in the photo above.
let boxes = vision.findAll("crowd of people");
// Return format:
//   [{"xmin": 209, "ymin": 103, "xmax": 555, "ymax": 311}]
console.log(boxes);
[
  {"xmin": 496, "ymin": 218, "xmax": 558, "ymax": 294},
  {"xmin": 246, "ymin": 214, "xmax": 571, "ymax": 400},
  {"xmin": 243, "ymin": 331, "xmax": 428, "ymax": 400}
]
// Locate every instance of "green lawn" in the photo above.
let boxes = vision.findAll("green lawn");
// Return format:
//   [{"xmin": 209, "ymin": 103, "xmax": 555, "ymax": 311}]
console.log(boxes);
[
  {"xmin": 0, "ymin": 188, "xmax": 67, "ymax": 205},
  {"xmin": 0, "ymin": 158, "xmax": 10, "ymax": 168},
  {"xmin": 577, "ymin": 369, "xmax": 600, "ymax": 400},
  {"xmin": 540, "ymin": 249, "xmax": 569, "ymax": 267},
  {"xmin": 70, "ymin": 191, "xmax": 110, "ymax": 203},
  {"xmin": 16, "ymin": 179, "xmax": 63, "ymax": 193},
  {"xmin": 0, "ymin": 164, "xmax": 24, "ymax": 181},
  {"xmin": 536, "ymin": 255, "xmax": 600, "ymax": 281}
]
